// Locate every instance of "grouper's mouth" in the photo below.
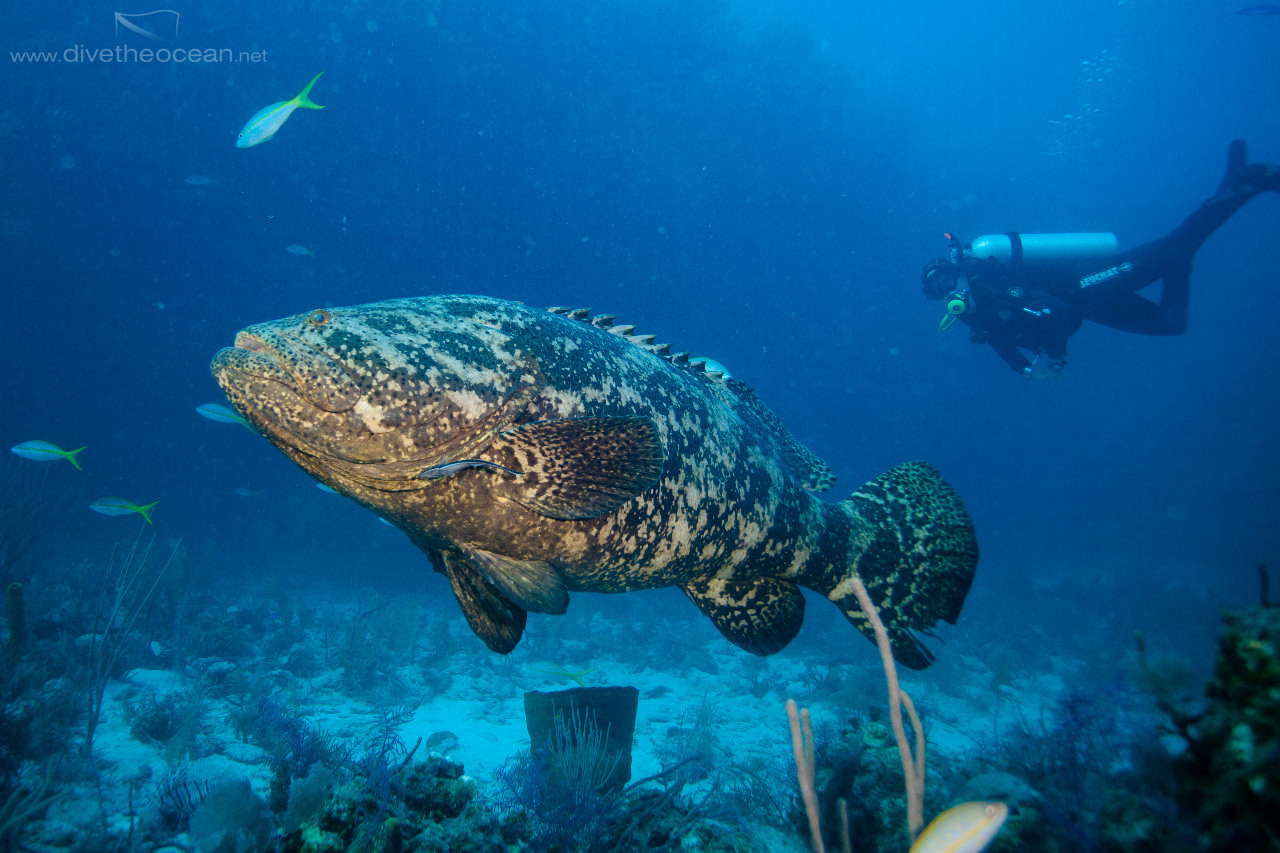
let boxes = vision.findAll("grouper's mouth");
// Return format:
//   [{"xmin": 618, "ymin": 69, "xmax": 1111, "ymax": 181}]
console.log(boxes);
[
  {"xmin": 211, "ymin": 330, "xmax": 398, "ymax": 476},
  {"xmin": 229, "ymin": 330, "xmax": 361, "ymax": 414},
  {"xmin": 211, "ymin": 329, "xmax": 528, "ymax": 486}
]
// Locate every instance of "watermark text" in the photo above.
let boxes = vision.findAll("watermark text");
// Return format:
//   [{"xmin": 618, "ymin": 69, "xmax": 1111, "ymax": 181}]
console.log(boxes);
[{"xmin": 11, "ymin": 44, "xmax": 268, "ymax": 64}]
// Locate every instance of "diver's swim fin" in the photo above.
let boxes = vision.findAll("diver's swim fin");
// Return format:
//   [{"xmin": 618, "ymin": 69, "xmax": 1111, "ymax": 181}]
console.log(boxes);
[
  {"xmin": 1214, "ymin": 140, "xmax": 1250, "ymax": 198},
  {"xmin": 1226, "ymin": 140, "xmax": 1247, "ymax": 176},
  {"xmin": 1214, "ymin": 140, "xmax": 1279, "ymax": 198}
]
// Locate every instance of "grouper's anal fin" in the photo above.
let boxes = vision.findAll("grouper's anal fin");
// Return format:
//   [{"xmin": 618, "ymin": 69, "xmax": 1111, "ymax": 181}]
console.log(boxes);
[
  {"xmin": 442, "ymin": 550, "xmax": 527, "ymax": 654},
  {"xmin": 681, "ymin": 576, "xmax": 805, "ymax": 656},
  {"xmin": 488, "ymin": 416, "xmax": 665, "ymax": 520},
  {"xmin": 464, "ymin": 547, "xmax": 569, "ymax": 615},
  {"xmin": 832, "ymin": 460, "xmax": 978, "ymax": 670}
]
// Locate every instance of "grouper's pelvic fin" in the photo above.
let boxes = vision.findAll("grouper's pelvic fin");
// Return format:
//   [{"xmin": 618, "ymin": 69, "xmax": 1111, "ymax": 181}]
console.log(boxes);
[
  {"xmin": 442, "ymin": 550, "xmax": 527, "ymax": 654},
  {"xmin": 680, "ymin": 576, "xmax": 806, "ymax": 655},
  {"xmin": 831, "ymin": 461, "xmax": 978, "ymax": 670}
]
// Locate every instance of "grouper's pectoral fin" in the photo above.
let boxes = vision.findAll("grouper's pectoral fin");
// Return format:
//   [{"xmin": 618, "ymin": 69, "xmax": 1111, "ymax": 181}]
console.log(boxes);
[
  {"xmin": 464, "ymin": 547, "xmax": 569, "ymax": 615},
  {"xmin": 488, "ymin": 416, "xmax": 665, "ymax": 520},
  {"xmin": 680, "ymin": 576, "xmax": 805, "ymax": 656},
  {"xmin": 442, "ymin": 550, "xmax": 527, "ymax": 654}
]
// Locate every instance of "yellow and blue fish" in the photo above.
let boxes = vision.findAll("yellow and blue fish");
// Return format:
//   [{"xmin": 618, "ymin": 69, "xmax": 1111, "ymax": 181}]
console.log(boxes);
[
  {"xmin": 90, "ymin": 497, "xmax": 159, "ymax": 525},
  {"xmin": 10, "ymin": 440, "xmax": 85, "ymax": 470},
  {"xmin": 236, "ymin": 72, "xmax": 325, "ymax": 148},
  {"xmin": 196, "ymin": 403, "xmax": 253, "ymax": 430},
  {"xmin": 909, "ymin": 801, "xmax": 1008, "ymax": 853}
]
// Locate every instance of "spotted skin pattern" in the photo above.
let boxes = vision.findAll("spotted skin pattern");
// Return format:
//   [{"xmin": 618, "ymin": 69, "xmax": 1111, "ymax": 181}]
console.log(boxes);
[{"xmin": 211, "ymin": 295, "xmax": 978, "ymax": 668}]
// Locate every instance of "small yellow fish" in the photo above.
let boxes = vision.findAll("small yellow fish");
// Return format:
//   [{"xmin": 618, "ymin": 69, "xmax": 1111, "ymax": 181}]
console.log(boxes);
[
  {"xmin": 10, "ymin": 440, "xmax": 86, "ymax": 470},
  {"xmin": 529, "ymin": 663, "xmax": 594, "ymax": 687},
  {"xmin": 236, "ymin": 72, "xmax": 325, "ymax": 148},
  {"xmin": 90, "ymin": 497, "xmax": 159, "ymax": 525},
  {"xmin": 909, "ymin": 801, "xmax": 1008, "ymax": 853}
]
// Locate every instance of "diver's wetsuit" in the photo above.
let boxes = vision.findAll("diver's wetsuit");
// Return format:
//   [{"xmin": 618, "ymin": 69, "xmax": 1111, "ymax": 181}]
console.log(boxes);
[{"xmin": 933, "ymin": 141, "xmax": 1278, "ymax": 376}]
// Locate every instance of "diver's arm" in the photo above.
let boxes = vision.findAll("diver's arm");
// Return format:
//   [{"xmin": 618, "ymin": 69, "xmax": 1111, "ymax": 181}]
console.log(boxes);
[{"xmin": 988, "ymin": 337, "xmax": 1034, "ymax": 375}]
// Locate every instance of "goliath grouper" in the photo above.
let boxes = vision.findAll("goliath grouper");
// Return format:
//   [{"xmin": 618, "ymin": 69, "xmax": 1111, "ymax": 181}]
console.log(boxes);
[{"xmin": 211, "ymin": 295, "xmax": 978, "ymax": 668}]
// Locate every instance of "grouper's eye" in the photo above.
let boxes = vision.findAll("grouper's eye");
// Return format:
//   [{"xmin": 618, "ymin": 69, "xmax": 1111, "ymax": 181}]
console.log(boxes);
[{"xmin": 307, "ymin": 310, "xmax": 332, "ymax": 326}]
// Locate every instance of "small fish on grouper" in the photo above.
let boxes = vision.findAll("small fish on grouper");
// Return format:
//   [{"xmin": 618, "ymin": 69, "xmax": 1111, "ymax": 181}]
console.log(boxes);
[
  {"xmin": 419, "ymin": 459, "xmax": 525, "ymax": 479},
  {"xmin": 236, "ymin": 72, "xmax": 325, "ymax": 148},
  {"xmin": 210, "ymin": 295, "xmax": 979, "ymax": 667}
]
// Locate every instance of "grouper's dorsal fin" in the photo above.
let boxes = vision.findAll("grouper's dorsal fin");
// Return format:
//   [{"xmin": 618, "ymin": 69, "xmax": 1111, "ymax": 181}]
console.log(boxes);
[
  {"xmin": 442, "ymin": 550, "xmax": 527, "ymax": 654},
  {"xmin": 546, "ymin": 307, "xmax": 833, "ymax": 491},
  {"xmin": 546, "ymin": 307, "xmax": 681, "ymax": 364},
  {"xmin": 680, "ymin": 576, "xmax": 805, "ymax": 655},
  {"xmin": 488, "ymin": 416, "xmax": 665, "ymax": 520},
  {"xmin": 712, "ymin": 379, "xmax": 836, "ymax": 493},
  {"xmin": 464, "ymin": 547, "xmax": 569, "ymax": 615}
]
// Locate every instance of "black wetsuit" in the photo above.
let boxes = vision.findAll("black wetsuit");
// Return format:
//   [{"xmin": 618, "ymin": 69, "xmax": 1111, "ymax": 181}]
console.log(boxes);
[{"xmin": 943, "ymin": 142, "xmax": 1276, "ymax": 376}]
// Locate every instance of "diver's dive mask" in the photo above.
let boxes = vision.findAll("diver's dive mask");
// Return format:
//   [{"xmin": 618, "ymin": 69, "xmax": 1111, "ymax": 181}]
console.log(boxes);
[{"xmin": 921, "ymin": 257, "xmax": 971, "ymax": 331}]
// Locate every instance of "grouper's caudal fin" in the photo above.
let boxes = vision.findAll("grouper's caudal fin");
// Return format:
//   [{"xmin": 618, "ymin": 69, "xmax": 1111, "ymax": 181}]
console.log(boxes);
[{"xmin": 830, "ymin": 461, "xmax": 978, "ymax": 670}]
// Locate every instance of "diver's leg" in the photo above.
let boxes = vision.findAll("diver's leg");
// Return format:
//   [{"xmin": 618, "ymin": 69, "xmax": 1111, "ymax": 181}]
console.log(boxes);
[
  {"xmin": 1078, "ymin": 267, "xmax": 1189, "ymax": 336},
  {"xmin": 1164, "ymin": 140, "xmax": 1278, "ymax": 255},
  {"xmin": 1066, "ymin": 141, "xmax": 1272, "ymax": 335}
]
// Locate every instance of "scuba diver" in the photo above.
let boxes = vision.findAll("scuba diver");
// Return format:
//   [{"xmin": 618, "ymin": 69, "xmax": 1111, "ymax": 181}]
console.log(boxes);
[{"xmin": 921, "ymin": 140, "xmax": 1279, "ymax": 379}]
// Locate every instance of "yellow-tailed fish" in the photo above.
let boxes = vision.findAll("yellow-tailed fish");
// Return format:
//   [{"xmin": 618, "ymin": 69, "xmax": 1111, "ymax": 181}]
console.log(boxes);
[
  {"xmin": 10, "ymin": 440, "xmax": 86, "ymax": 470},
  {"xmin": 529, "ymin": 663, "xmax": 593, "ymax": 687},
  {"xmin": 285, "ymin": 244, "xmax": 315, "ymax": 257},
  {"xmin": 90, "ymin": 498, "xmax": 159, "ymax": 525},
  {"xmin": 909, "ymin": 801, "xmax": 1008, "ymax": 853},
  {"xmin": 196, "ymin": 403, "xmax": 253, "ymax": 430},
  {"xmin": 236, "ymin": 72, "xmax": 325, "ymax": 148}
]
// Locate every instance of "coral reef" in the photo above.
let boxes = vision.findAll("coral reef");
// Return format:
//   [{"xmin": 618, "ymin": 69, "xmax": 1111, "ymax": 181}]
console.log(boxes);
[{"xmin": 1174, "ymin": 605, "xmax": 1280, "ymax": 852}]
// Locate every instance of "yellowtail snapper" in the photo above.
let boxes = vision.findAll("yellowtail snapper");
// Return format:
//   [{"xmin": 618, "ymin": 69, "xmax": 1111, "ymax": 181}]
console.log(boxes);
[
  {"xmin": 10, "ymin": 440, "xmax": 86, "ymax": 469},
  {"xmin": 196, "ymin": 403, "xmax": 253, "ymax": 430},
  {"xmin": 236, "ymin": 72, "xmax": 325, "ymax": 148},
  {"xmin": 90, "ymin": 497, "xmax": 159, "ymax": 525}
]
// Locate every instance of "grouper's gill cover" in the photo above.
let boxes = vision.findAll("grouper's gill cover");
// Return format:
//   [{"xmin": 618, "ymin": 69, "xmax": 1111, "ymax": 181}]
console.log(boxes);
[{"xmin": 211, "ymin": 294, "xmax": 979, "ymax": 669}]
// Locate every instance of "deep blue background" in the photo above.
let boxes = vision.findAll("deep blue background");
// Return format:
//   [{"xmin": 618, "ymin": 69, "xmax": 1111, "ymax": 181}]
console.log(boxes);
[{"xmin": 3, "ymin": 0, "xmax": 1278, "ymax": 670}]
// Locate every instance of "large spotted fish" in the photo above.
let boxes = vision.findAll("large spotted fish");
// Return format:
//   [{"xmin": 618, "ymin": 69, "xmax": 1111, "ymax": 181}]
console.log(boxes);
[{"xmin": 211, "ymin": 295, "xmax": 978, "ymax": 668}]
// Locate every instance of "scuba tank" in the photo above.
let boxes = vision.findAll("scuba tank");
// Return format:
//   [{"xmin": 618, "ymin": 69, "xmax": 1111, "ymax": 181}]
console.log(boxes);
[
  {"xmin": 929, "ymin": 232, "xmax": 1117, "ymax": 332},
  {"xmin": 967, "ymin": 232, "xmax": 1117, "ymax": 266}
]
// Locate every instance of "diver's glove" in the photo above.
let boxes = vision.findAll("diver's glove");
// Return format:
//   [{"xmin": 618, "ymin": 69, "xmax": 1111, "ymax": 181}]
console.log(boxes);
[{"xmin": 1025, "ymin": 354, "xmax": 1067, "ymax": 382}]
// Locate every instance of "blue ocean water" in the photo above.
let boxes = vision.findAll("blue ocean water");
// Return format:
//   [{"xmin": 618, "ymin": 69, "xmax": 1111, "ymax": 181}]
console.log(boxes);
[{"xmin": 2, "ymin": 0, "xmax": 1279, "ymax": 849}]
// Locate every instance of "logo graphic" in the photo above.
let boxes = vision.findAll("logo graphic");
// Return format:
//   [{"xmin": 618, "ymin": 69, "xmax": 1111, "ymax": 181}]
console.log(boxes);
[
  {"xmin": 114, "ymin": 10, "xmax": 179, "ymax": 42},
  {"xmin": 1079, "ymin": 261, "xmax": 1133, "ymax": 289}
]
